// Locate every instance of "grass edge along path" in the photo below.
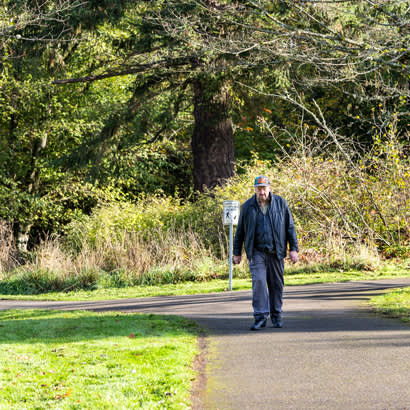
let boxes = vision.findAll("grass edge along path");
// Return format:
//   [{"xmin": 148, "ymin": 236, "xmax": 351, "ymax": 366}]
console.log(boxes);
[
  {"xmin": 369, "ymin": 287, "xmax": 410, "ymax": 324},
  {"xmin": 0, "ymin": 309, "xmax": 200, "ymax": 410},
  {"xmin": 0, "ymin": 266, "xmax": 409, "ymax": 301}
]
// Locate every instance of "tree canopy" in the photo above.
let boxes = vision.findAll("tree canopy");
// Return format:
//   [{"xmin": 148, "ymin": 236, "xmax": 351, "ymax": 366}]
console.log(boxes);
[{"xmin": 0, "ymin": 0, "xmax": 408, "ymax": 249}]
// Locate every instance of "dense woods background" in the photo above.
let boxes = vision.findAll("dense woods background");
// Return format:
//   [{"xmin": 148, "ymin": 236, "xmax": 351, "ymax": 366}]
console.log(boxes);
[{"xmin": 0, "ymin": 1, "xmax": 409, "ymax": 291}]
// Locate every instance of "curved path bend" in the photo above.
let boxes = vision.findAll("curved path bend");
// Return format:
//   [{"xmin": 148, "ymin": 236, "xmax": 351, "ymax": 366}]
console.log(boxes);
[{"xmin": 1, "ymin": 278, "xmax": 410, "ymax": 409}]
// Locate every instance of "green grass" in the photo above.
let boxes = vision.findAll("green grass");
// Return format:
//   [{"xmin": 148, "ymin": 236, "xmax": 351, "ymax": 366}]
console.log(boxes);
[
  {"xmin": 0, "ymin": 310, "xmax": 199, "ymax": 409},
  {"xmin": 284, "ymin": 265, "xmax": 410, "ymax": 285},
  {"xmin": 369, "ymin": 288, "xmax": 410, "ymax": 323},
  {"xmin": 0, "ymin": 279, "xmax": 252, "ymax": 301},
  {"xmin": 1, "ymin": 264, "xmax": 409, "ymax": 301}
]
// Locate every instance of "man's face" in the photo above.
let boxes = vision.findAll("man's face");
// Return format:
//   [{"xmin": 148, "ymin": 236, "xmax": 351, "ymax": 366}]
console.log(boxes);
[{"xmin": 255, "ymin": 185, "xmax": 270, "ymax": 202}]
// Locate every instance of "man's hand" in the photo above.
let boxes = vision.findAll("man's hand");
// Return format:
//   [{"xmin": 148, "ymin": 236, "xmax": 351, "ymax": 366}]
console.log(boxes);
[
  {"xmin": 289, "ymin": 251, "xmax": 299, "ymax": 263},
  {"xmin": 233, "ymin": 255, "xmax": 242, "ymax": 265}
]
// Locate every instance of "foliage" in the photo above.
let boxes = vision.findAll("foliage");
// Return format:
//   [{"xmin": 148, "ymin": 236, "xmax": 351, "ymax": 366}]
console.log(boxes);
[
  {"xmin": 1, "ymin": 136, "xmax": 409, "ymax": 294},
  {"xmin": 1, "ymin": 0, "xmax": 195, "ymax": 248},
  {"xmin": 0, "ymin": 309, "xmax": 199, "ymax": 409},
  {"xmin": 0, "ymin": 267, "xmax": 101, "ymax": 295},
  {"xmin": 64, "ymin": 196, "xmax": 183, "ymax": 247},
  {"xmin": 0, "ymin": 23, "xmax": 112, "ymax": 246},
  {"xmin": 81, "ymin": 138, "xmax": 193, "ymax": 200},
  {"xmin": 0, "ymin": 0, "xmax": 409, "ymax": 260}
]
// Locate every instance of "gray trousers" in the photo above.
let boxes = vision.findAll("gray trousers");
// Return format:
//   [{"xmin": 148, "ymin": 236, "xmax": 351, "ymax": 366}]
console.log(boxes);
[{"xmin": 249, "ymin": 249, "xmax": 285, "ymax": 320}]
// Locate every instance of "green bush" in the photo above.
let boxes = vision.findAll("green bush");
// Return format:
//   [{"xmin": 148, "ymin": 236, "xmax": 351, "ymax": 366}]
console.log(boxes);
[
  {"xmin": 0, "ymin": 268, "xmax": 101, "ymax": 295},
  {"xmin": 64, "ymin": 196, "xmax": 183, "ymax": 248}
]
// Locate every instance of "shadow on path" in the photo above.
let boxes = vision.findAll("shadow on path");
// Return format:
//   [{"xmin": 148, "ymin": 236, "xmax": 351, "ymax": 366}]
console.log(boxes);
[{"xmin": 0, "ymin": 279, "xmax": 409, "ymax": 337}]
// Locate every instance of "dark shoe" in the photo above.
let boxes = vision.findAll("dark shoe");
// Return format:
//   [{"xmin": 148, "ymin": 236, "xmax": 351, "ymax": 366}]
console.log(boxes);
[
  {"xmin": 271, "ymin": 317, "xmax": 283, "ymax": 328},
  {"xmin": 250, "ymin": 318, "xmax": 267, "ymax": 331}
]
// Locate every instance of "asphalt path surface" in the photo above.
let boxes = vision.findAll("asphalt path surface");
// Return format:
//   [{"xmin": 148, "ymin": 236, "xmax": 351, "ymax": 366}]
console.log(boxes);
[{"xmin": 1, "ymin": 278, "xmax": 410, "ymax": 409}]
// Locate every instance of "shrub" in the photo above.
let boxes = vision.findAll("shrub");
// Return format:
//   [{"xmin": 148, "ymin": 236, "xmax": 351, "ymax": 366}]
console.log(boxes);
[{"xmin": 64, "ymin": 196, "xmax": 183, "ymax": 250}]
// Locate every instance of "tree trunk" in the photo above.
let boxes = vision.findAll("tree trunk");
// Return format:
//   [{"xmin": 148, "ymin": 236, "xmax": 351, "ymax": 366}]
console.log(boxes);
[
  {"xmin": 15, "ymin": 135, "xmax": 48, "ymax": 252},
  {"xmin": 15, "ymin": 224, "xmax": 32, "ymax": 253},
  {"xmin": 192, "ymin": 78, "xmax": 235, "ymax": 192}
]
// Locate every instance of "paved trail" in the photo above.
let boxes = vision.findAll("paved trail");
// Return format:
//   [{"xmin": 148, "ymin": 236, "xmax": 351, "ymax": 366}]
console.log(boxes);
[{"xmin": 1, "ymin": 278, "xmax": 410, "ymax": 409}]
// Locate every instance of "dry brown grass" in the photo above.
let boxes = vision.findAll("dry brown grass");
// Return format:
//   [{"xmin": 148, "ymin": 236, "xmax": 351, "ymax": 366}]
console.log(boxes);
[{"xmin": 4, "ymin": 224, "xmax": 219, "ymax": 281}]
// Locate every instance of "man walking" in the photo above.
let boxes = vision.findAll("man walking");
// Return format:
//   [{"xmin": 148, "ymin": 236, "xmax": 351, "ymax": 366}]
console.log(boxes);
[{"xmin": 233, "ymin": 176, "xmax": 299, "ymax": 330}]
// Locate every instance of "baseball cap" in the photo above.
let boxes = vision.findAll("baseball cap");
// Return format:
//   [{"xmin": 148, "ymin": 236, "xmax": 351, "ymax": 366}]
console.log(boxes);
[{"xmin": 254, "ymin": 175, "xmax": 270, "ymax": 186}]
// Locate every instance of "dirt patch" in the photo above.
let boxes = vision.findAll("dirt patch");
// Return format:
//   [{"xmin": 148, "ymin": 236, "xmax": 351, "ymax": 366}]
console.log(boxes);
[{"xmin": 190, "ymin": 332, "xmax": 209, "ymax": 409}]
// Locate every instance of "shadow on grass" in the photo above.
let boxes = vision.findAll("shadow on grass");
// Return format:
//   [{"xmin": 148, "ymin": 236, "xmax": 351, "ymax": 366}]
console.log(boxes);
[{"xmin": 0, "ymin": 310, "xmax": 199, "ymax": 344}]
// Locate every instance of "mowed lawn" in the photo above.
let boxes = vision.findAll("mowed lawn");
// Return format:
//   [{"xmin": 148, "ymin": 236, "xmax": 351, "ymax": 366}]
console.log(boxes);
[{"xmin": 0, "ymin": 310, "xmax": 199, "ymax": 409}]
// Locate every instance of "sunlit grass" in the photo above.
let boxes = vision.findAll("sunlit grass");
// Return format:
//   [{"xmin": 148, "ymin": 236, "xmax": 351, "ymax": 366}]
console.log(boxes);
[
  {"xmin": 0, "ymin": 310, "xmax": 199, "ymax": 409},
  {"xmin": 369, "ymin": 288, "xmax": 410, "ymax": 323}
]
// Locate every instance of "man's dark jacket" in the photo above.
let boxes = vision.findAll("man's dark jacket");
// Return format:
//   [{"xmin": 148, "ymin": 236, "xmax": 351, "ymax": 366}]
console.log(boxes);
[{"xmin": 233, "ymin": 192, "xmax": 298, "ymax": 260}]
